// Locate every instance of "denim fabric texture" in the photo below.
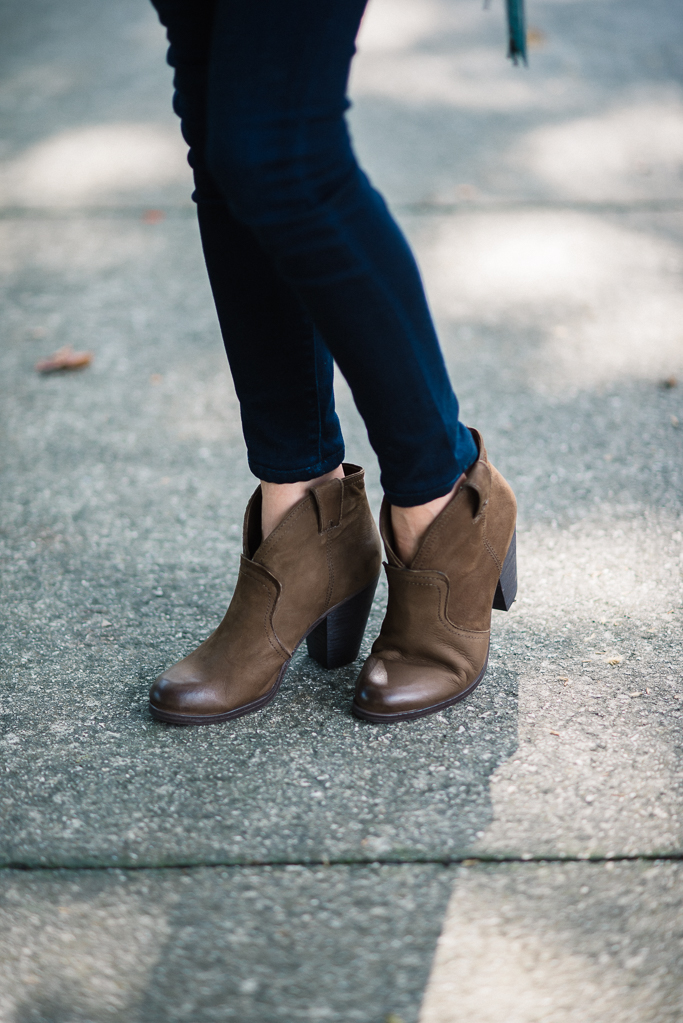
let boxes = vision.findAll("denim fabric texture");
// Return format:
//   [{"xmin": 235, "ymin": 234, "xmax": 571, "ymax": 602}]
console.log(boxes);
[{"xmin": 151, "ymin": 0, "xmax": 478, "ymax": 505}]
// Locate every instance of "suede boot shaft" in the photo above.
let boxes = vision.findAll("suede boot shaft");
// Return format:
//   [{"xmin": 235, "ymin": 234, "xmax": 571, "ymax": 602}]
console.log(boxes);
[
  {"xmin": 353, "ymin": 430, "xmax": 517, "ymax": 723},
  {"xmin": 150, "ymin": 464, "xmax": 381, "ymax": 724}
]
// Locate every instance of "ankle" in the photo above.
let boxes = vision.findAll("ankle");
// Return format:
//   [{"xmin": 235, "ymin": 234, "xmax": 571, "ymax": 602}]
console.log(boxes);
[
  {"xmin": 390, "ymin": 474, "xmax": 465, "ymax": 565},
  {"xmin": 261, "ymin": 465, "xmax": 344, "ymax": 540}
]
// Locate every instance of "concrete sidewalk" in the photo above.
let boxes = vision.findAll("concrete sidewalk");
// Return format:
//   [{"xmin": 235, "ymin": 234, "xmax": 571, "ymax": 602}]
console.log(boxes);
[{"xmin": 1, "ymin": 0, "xmax": 682, "ymax": 1020}]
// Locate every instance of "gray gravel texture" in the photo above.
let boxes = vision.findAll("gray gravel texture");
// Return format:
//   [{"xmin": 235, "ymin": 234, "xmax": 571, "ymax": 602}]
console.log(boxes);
[
  {"xmin": 421, "ymin": 859, "xmax": 683, "ymax": 1023},
  {"xmin": 2, "ymin": 214, "xmax": 683, "ymax": 868},
  {"xmin": 0, "ymin": 864, "xmax": 453, "ymax": 1023},
  {"xmin": 1, "ymin": 860, "xmax": 680, "ymax": 1023},
  {"xmin": 1, "ymin": 0, "xmax": 683, "ymax": 1020}
]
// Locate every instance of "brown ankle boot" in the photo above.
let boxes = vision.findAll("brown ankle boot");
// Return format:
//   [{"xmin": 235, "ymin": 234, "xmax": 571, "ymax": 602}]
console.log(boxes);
[
  {"xmin": 150, "ymin": 464, "xmax": 381, "ymax": 725},
  {"xmin": 352, "ymin": 431, "xmax": 516, "ymax": 723}
]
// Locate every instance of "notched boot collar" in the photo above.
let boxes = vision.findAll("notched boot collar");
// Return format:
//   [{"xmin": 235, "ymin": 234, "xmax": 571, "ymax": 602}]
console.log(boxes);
[
  {"xmin": 459, "ymin": 460, "xmax": 491, "ymax": 523},
  {"xmin": 242, "ymin": 463, "xmax": 367, "ymax": 560},
  {"xmin": 378, "ymin": 499, "xmax": 406, "ymax": 568},
  {"xmin": 311, "ymin": 463, "xmax": 367, "ymax": 533},
  {"xmin": 243, "ymin": 486, "xmax": 263, "ymax": 559},
  {"xmin": 381, "ymin": 428, "xmax": 492, "ymax": 572},
  {"xmin": 459, "ymin": 427, "xmax": 491, "ymax": 522},
  {"xmin": 311, "ymin": 477, "xmax": 344, "ymax": 533}
]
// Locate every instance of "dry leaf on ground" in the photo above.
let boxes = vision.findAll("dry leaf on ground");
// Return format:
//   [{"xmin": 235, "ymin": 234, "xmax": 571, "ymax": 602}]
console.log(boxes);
[
  {"xmin": 35, "ymin": 346, "xmax": 93, "ymax": 373},
  {"xmin": 142, "ymin": 208, "xmax": 166, "ymax": 224},
  {"xmin": 527, "ymin": 27, "xmax": 547, "ymax": 48}
]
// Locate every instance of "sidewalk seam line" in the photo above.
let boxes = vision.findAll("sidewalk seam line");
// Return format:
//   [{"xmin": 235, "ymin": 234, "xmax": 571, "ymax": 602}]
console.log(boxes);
[{"xmin": 2, "ymin": 853, "xmax": 682, "ymax": 872}]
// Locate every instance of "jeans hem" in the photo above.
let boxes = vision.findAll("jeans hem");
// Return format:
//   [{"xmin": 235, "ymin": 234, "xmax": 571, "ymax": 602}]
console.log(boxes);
[
  {"xmin": 383, "ymin": 458, "xmax": 479, "ymax": 507},
  {"xmin": 250, "ymin": 447, "xmax": 346, "ymax": 484}
]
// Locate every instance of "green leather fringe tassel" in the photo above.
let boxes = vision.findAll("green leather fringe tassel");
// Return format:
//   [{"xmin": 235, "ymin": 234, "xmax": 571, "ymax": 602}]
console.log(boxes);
[{"xmin": 506, "ymin": 0, "xmax": 527, "ymax": 64}]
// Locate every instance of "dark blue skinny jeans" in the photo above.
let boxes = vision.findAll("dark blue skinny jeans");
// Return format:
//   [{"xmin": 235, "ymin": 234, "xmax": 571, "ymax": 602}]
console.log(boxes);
[{"xmin": 151, "ymin": 0, "xmax": 478, "ymax": 505}]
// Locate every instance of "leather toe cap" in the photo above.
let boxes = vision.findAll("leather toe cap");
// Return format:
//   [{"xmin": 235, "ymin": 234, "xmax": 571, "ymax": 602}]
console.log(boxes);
[
  {"xmin": 353, "ymin": 654, "xmax": 474, "ymax": 720},
  {"xmin": 149, "ymin": 672, "xmax": 224, "ymax": 717}
]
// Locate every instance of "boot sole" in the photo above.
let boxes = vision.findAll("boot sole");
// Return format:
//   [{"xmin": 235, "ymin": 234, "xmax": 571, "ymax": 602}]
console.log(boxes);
[{"xmin": 148, "ymin": 577, "xmax": 379, "ymax": 726}]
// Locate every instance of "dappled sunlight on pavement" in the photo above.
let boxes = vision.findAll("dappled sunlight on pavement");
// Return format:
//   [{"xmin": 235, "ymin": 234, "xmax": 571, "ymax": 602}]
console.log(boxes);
[{"xmin": 1, "ymin": 0, "xmax": 682, "ymax": 1020}]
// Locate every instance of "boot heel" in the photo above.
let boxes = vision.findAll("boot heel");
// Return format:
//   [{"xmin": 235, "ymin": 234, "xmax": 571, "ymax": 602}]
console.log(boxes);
[
  {"xmin": 307, "ymin": 578, "xmax": 379, "ymax": 669},
  {"xmin": 492, "ymin": 529, "xmax": 517, "ymax": 611}
]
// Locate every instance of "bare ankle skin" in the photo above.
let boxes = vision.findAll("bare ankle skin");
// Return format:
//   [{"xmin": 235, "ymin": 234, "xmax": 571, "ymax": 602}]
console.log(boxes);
[
  {"xmin": 390, "ymin": 473, "xmax": 466, "ymax": 565},
  {"xmin": 261, "ymin": 465, "xmax": 345, "ymax": 540}
]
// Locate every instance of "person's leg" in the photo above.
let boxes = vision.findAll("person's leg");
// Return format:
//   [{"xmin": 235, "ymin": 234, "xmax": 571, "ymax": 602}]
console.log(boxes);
[
  {"xmin": 196, "ymin": 0, "xmax": 516, "ymax": 726},
  {"xmin": 201, "ymin": 0, "xmax": 479, "ymax": 517},
  {"xmin": 148, "ymin": 1, "xmax": 383, "ymax": 727},
  {"xmin": 153, "ymin": 0, "xmax": 476, "ymax": 550},
  {"xmin": 195, "ymin": 204, "xmax": 345, "ymax": 536},
  {"xmin": 148, "ymin": 0, "xmax": 516, "ymax": 728},
  {"xmin": 151, "ymin": 0, "xmax": 345, "ymax": 538}
]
